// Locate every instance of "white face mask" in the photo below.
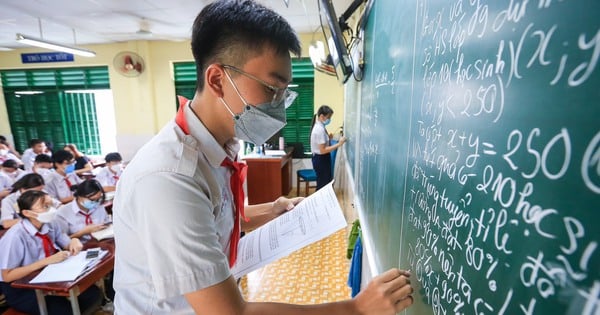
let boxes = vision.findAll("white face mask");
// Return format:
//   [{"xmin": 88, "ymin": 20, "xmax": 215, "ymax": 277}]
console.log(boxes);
[
  {"xmin": 0, "ymin": 149, "xmax": 8, "ymax": 155},
  {"xmin": 35, "ymin": 207, "xmax": 58, "ymax": 223},
  {"xmin": 36, "ymin": 168, "xmax": 52, "ymax": 177},
  {"xmin": 109, "ymin": 164, "xmax": 122, "ymax": 173}
]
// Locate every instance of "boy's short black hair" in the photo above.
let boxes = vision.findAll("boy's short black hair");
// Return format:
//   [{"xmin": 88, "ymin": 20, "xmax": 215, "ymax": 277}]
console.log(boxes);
[
  {"xmin": 34, "ymin": 154, "xmax": 53, "ymax": 164},
  {"xmin": 17, "ymin": 190, "xmax": 48, "ymax": 218},
  {"xmin": 52, "ymin": 149, "xmax": 73, "ymax": 165},
  {"xmin": 105, "ymin": 152, "xmax": 122, "ymax": 163},
  {"xmin": 29, "ymin": 139, "xmax": 44, "ymax": 147},
  {"xmin": 191, "ymin": 0, "xmax": 301, "ymax": 91},
  {"xmin": 2, "ymin": 159, "xmax": 18, "ymax": 169}
]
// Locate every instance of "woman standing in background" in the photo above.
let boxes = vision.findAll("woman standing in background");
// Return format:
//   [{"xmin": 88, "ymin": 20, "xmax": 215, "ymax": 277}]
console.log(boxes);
[{"xmin": 310, "ymin": 105, "xmax": 346, "ymax": 190}]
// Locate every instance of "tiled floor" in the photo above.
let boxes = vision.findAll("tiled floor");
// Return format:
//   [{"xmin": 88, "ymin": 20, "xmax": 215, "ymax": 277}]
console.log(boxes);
[
  {"xmin": 92, "ymin": 189, "xmax": 355, "ymax": 314},
  {"xmin": 240, "ymin": 190, "xmax": 354, "ymax": 304}
]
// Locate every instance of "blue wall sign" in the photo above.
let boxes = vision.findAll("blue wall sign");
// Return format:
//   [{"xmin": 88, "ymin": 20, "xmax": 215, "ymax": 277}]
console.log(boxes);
[{"xmin": 21, "ymin": 52, "xmax": 74, "ymax": 63}]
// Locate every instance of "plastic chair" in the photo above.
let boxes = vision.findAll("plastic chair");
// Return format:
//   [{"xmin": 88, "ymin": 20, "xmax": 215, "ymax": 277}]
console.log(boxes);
[
  {"xmin": 295, "ymin": 141, "xmax": 338, "ymax": 196},
  {"xmin": 295, "ymin": 142, "xmax": 317, "ymax": 196}
]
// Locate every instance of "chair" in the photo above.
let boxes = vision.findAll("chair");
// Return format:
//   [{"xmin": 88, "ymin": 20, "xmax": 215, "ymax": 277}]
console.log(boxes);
[{"xmin": 295, "ymin": 141, "xmax": 338, "ymax": 197}]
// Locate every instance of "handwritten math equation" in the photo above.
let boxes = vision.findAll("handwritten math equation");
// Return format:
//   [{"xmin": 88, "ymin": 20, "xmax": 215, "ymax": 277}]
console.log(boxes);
[{"xmin": 401, "ymin": 0, "xmax": 600, "ymax": 314}]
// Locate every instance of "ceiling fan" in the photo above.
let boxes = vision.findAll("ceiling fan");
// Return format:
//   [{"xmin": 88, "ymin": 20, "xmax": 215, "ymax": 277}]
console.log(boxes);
[{"xmin": 101, "ymin": 18, "xmax": 185, "ymax": 42}]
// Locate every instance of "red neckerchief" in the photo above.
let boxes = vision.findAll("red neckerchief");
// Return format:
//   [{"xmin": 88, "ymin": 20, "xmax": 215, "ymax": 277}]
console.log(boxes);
[
  {"xmin": 78, "ymin": 210, "xmax": 93, "ymax": 225},
  {"xmin": 22, "ymin": 221, "xmax": 56, "ymax": 257},
  {"xmin": 175, "ymin": 96, "xmax": 248, "ymax": 267}
]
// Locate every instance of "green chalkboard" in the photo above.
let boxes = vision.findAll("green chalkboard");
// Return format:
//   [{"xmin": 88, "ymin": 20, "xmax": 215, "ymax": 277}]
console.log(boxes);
[{"xmin": 351, "ymin": 0, "xmax": 600, "ymax": 314}]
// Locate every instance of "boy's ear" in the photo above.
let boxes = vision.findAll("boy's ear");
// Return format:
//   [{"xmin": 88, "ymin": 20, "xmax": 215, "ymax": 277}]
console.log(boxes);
[{"xmin": 204, "ymin": 64, "xmax": 226, "ymax": 99}]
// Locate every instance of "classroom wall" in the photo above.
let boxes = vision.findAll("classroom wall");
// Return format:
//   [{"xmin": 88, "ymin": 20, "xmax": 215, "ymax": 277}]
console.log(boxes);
[{"xmin": 0, "ymin": 32, "xmax": 345, "ymax": 160}]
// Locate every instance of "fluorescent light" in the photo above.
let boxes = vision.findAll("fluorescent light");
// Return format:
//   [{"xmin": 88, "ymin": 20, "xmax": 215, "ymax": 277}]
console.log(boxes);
[
  {"xmin": 16, "ymin": 33, "xmax": 96, "ymax": 57},
  {"xmin": 14, "ymin": 91, "xmax": 44, "ymax": 95}
]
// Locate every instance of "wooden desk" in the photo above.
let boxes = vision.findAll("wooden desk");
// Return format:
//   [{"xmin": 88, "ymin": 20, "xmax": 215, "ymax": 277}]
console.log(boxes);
[
  {"xmin": 243, "ymin": 148, "xmax": 293, "ymax": 204},
  {"xmin": 11, "ymin": 239, "xmax": 115, "ymax": 315}
]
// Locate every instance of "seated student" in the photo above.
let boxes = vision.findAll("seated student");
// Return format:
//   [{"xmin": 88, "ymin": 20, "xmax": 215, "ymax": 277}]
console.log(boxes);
[
  {"xmin": 0, "ymin": 136, "xmax": 21, "ymax": 159},
  {"xmin": 1, "ymin": 174, "xmax": 52, "ymax": 229},
  {"xmin": 56, "ymin": 179, "xmax": 110, "ymax": 242},
  {"xmin": 94, "ymin": 152, "xmax": 123, "ymax": 192},
  {"xmin": 0, "ymin": 190, "xmax": 102, "ymax": 315},
  {"xmin": 63, "ymin": 144, "xmax": 93, "ymax": 176},
  {"xmin": 31, "ymin": 153, "xmax": 54, "ymax": 181},
  {"xmin": 44, "ymin": 150, "xmax": 83, "ymax": 204},
  {"xmin": 21, "ymin": 139, "xmax": 51, "ymax": 172},
  {"xmin": 0, "ymin": 143, "xmax": 22, "ymax": 166},
  {"xmin": 0, "ymin": 160, "xmax": 26, "ymax": 200}
]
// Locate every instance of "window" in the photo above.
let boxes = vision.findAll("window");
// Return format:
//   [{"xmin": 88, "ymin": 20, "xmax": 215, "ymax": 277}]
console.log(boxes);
[
  {"xmin": 1, "ymin": 67, "xmax": 111, "ymax": 155},
  {"xmin": 173, "ymin": 59, "xmax": 315, "ymax": 150}
]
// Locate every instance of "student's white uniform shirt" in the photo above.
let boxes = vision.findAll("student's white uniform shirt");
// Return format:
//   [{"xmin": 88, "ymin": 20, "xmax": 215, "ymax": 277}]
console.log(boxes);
[
  {"xmin": 0, "ymin": 219, "xmax": 70, "ymax": 281},
  {"xmin": 44, "ymin": 171, "xmax": 82, "ymax": 201},
  {"xmin": 0, "ymin": 152, "xmax": 21, "ymax": 165},
  {"xmin": 56, "ymin": 200, "xmax": 109, "ymax": 242},
  {"xmin": 310, "ymin": 122, "xmax": 329, "ymax": 154},
  {"xmin": 21, "ymin": 149, "xmax": 50, "ymax": 172},
  {"xmin": 113, "ymin": 104, "xmax": 238, "ymax": 314},
  {"xmin": 95, "ymin": 166, "xmax": 121, "ymax": 187},
  {"xmin": 0, "ymin": 171, "xmax": 14, "ymax": 191},
  {"xmin": 0, "ymin": 191, "xmax": 21, "ymax": 222}
]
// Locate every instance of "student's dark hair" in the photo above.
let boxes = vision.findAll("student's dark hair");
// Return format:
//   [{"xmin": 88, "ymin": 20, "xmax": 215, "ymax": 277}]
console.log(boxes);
[
  {"xmin": 17, "ymin": 190, "xmax": 48, "ymax": 218},
  {"xmin": 34, "ymin": 154, "xmax": 53, "ymax": 164},
  {"xmin": 191, "ymin": 0, "xmax": 301, "ymax": 91},
  {"xmin": 64, "ymin": 143, "xmax": 84, "ymax": 158},
  {"xmin": 29, "ymin": 138, "xmax": 44, "ymax": 147},
  {"xmin": 74, "ymin": 179, "xmax": 105, "ymax": 204},
  {"xmin": 104, "ymin": 152, "xmax": 122, "ymax": 163},
  {"xmin": 310, "ymin": 105, "xmax": 334, "ymax": 133},
  {"xmin": 52, "ymin": 149, "xmax": 73, "ymax": 165},
  {"xmin": 11, "ymin": 173, "xmax": 45, "ymax": 193},
  {"xmin": 0, "ymin": 135, "xmax": 6, "ymax": 142},
  {"xmin": 2, "ymin": 159, "xmax": 18, "ymax": 169}
]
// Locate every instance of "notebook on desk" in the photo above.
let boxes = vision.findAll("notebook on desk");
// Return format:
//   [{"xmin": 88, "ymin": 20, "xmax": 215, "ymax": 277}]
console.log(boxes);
[
  {"xmin": 91, "ymin": 224, "xmax": 114, "ymax": 241},
  {"xmin": 29, "ymin": 249, "xmax": 108, "ymax": 283}
]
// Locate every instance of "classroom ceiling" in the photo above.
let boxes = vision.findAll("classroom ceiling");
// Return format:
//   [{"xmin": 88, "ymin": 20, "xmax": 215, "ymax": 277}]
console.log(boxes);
[{"xmin": 0, "ymin": 0, "xmax": 354, "ymax": 51}]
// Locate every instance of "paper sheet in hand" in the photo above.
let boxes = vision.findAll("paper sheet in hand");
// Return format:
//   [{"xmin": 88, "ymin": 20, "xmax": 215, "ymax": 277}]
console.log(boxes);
[
  {"xmin": 231, "ymin": 182, "xmax": 346, "ymax": 278},
  {"xmin": 30, "ymin": 251, "xmax": 89, "ymax": 283}
]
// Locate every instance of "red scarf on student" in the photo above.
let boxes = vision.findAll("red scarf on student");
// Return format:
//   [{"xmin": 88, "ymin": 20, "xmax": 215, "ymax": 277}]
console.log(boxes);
[{"xmin": 176, "ymin": 96, "xmax": 248, "ymax": 267}]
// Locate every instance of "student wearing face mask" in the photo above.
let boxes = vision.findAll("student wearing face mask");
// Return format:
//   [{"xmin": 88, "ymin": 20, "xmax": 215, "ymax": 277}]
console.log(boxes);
[
  {"xmin": 63, "ymin": 144, "xmax": 94, "ymax": 176},
  {"xmin": 310, "ymin": 105, "xmax": 346, "ymax": 191},
  {"xmin": 95, "ymin": 152, "xmax": 123, "ymax": 192},
  {"xmin": 21, "ymin": 139, "xmax": 51, "ymax": 172},
  {"xmin": 112, "ymin": 1, "xmax": 413, "ymax": 314},
  {"xmin": 31, "ymin": 153, "xmax": 55, "ymax": 181},
  {"xmin": 44, "ymin": 150, "xmax": 83, "ymax": 204},
  {"xmin": 0, "ymin": 160, "xmax": 20, "ymax": 199},
  {"xmin": 56, "ymin": 179, "xmax": 110, "ymax": 242},
  {"xmin": 0, "ymin": 143, "xmax": 22, "ymax": 166},
  {"xmin": 0, "ymin": 190, "xmax": 102, "ymax": 314},
  {"xmin": 1, "ymin": 173, "xmax": 51, "ymax": 229}
]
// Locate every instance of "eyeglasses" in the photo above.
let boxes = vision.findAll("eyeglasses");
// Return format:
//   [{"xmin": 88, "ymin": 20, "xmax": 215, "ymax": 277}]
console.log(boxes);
[{"xmin": 222, "ymin": 64, "xmax": 297, "ymax": 109}]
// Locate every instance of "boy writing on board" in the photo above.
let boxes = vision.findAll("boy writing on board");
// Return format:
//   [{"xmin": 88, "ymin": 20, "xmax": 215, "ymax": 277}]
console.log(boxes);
[{"xmin": 112, "ymin": 0, "xmax": 413, "ymax": 314}]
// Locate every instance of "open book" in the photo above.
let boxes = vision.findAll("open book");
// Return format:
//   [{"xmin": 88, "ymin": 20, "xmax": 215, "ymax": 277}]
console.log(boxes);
[
  {"xmin": 91, "ymin": 224, "xmax": 114, "ymax": 241},
  {"xmin": 29, "ymin": 249, "xmax": 108, "ymax": 283},
  {"xmin": 231, "ymin": 182, "xmax": 347, "ymax": 278}
]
